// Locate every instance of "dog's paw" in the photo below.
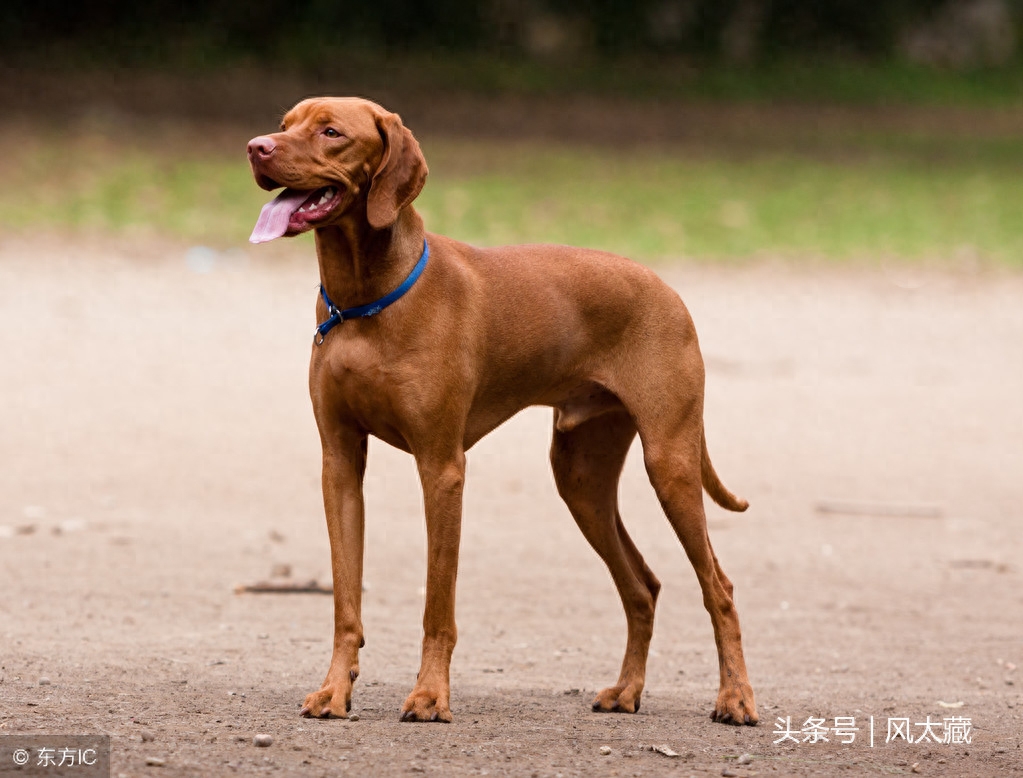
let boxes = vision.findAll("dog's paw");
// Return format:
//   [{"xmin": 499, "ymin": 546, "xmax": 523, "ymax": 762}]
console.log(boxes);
[
  {"xmin": 300, "ymin": 674, "xmax": 355, "ymax": 719},
  {"xmin": 399, "ymin": 687, "xmax": 452, "ymax": 723},
  {"xmin": 591, "ymin": 683, "xmax": 642, "ymax": 714},
  {"xmin": 711, "ymin": 682, "xmax": 758, "ymax": 726}
]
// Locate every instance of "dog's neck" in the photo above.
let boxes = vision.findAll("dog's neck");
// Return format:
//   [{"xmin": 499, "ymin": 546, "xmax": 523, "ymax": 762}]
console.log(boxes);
[{"xmin": 315, "ymin": 207, "xmax": 426, "ymax": 310}]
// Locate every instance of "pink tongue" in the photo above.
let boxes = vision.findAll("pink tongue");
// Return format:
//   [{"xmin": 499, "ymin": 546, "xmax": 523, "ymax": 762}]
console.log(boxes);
[{"xmin": 249, "ymin": 188, "xmax": 314, "ymax": 244}]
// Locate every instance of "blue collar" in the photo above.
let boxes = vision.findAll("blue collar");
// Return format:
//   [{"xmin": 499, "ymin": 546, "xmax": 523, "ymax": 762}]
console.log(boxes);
[{"xmin": 315, "ymin": 239, "xmax": 429, "ymax": 345}]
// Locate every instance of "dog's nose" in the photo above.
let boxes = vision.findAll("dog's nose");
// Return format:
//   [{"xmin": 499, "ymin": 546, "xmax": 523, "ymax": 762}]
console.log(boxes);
[{"xmin": 247, "ymin": 136, "xmax": 277, "ymax": 160}]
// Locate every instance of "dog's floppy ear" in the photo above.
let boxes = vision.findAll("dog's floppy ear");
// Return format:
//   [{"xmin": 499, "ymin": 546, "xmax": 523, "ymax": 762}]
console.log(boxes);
[{"xmin": 367, "ymin": 111, "xmax": 428, "ymax": 230}]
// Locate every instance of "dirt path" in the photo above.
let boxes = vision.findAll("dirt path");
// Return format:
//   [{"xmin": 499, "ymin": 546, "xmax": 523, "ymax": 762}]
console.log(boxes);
[{"xmin": 1, "ymin": 238, "xmax": 1020, "ymax": 776}]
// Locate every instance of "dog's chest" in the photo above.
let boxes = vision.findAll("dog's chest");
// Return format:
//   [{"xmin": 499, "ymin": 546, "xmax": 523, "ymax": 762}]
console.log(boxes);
[
  {"xmin": 311, "ymin": 333, "xmax": 428, "ymax": 422},
  {"xmin": 315, "ymin": 335, "xmax": 390, "ymax": 390}
]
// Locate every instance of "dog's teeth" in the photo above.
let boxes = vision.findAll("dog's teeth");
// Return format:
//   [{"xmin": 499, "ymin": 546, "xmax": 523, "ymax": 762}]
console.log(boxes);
[{"xmin": 318, "ymin": 194, "xmax": 329, "ymax": 205}]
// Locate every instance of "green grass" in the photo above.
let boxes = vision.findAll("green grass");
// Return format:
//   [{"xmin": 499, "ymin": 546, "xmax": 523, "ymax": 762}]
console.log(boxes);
[
  {"xmin": 417, "ymin": 141, "xmax": 1023, "ymax": 263},
  {"xmin": 28, "ymin": 43, "xmax": 1023, "ymax": 107},
  {"xmin": 3, "ymin": 125, "xmax": 1022, "ymax": 265}
]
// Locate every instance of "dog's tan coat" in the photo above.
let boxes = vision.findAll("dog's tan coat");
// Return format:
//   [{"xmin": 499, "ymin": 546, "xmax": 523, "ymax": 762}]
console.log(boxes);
[{"xmin": 247, "ymin": 97, "xmax": 757, "ymax": 725}]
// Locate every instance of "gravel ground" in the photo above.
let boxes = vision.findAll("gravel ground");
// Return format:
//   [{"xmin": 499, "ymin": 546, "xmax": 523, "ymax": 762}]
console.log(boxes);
[{"xmin": 1, "ymin": 237, "xmax": 1021, "ymax": 776}]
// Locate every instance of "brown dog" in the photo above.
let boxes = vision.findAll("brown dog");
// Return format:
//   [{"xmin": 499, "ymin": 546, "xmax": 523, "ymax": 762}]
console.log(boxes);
[{"xmin": 247, "ymin": 97, "xmax": 757, "ymax": 725}]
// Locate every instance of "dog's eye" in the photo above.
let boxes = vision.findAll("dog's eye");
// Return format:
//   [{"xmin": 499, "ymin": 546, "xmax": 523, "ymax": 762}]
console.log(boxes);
[{"xmin": 324, "ymin": 128, "xmax": 342, "ymax": 138}]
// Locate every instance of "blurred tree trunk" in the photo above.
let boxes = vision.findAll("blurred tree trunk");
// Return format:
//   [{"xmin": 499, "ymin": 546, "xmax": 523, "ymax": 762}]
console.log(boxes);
[
  {"xmin": 899, "ymin": 0, "xmax": 1017, "ymax": 67},
  {"xmin": 721, "ymin": 0, "xmax": 769, "ymax": 64}
]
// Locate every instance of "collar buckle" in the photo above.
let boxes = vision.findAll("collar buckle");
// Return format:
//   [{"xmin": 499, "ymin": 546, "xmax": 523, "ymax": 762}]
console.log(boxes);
[{"xmin": 314, "ymin": 239, "xmax": 429, "ymax": 345}]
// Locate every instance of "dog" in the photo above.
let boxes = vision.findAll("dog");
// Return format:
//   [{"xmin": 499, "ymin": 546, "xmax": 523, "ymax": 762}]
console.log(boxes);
[{"xmin": 246, "ymin": 97, "xmax": 757, "ymax": 725}]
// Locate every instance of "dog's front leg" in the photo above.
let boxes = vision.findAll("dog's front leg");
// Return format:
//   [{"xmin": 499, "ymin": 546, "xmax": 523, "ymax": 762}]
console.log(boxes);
[
  {"xmin": 301, "ymin": 429, "xmax": 368, "ymax": 719},
  {"xmin": 400, "ymin": 451, "xmax": 466, "ymax": 722}
]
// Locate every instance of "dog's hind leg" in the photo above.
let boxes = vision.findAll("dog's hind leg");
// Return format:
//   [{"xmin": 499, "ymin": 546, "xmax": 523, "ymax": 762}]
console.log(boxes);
[
  {"xmin": 550, "ymin": 408, "xmax": 661, "ymax": 714},
  {"xmin": 638, "ymin": 408, "xmax": 758, "ymax": 726}
]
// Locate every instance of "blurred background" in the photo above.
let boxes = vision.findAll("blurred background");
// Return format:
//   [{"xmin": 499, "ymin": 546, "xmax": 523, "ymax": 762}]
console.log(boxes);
[
  {"xmin": 2, "ymin": 0, "xmax": 1022, "ymax": 264},
  {"xmin": 2, "ymin": 8, "xmax": 1022, "ymax": 775}
]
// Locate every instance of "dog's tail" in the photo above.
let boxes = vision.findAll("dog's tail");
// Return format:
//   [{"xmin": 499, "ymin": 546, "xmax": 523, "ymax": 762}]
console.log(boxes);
[{"xmin": 701, "ymin": 431, "xmax": 749, "ymax": 512}]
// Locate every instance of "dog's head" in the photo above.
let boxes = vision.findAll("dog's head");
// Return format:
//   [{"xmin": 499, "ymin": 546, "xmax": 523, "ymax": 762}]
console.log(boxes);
[{"xmin": 246, "ymin": 97, "xmax": 428, "ymax": 243}]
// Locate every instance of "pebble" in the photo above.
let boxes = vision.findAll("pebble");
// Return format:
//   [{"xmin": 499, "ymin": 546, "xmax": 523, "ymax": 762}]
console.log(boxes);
[
  {"xmin": 348, "ymin": 713, "xmax": 360, "ymax": 722},
  {"xmin": 599, "ymin": 746, "xmax": 612, "ymax": 756},
  {"xmin": 737, "ymin": 753, "xmax": 753, "ymax": 765},
  {"xmin": 722, "ymin": 769, "xmax": 737, "ymax": 778},
  {"xmin": 140, "ymin": 731, "xmax": 155, "ymax": 743},
  {"xmin": 38, "ymin": 677, "xmax": 51, "ymax": 686},
  {"xmin": 57, "ymin": 518, "xmax": 88, "ymax": 534},
  {"xmin": 184, "ymin": 246, "xmax": 218, "ymax": 274},
  {"xmin": 145, "ymin": 757, "xmax": 165, "ymax": 767},
  {"xmin": 253, "ymin": 734, "xmax": 273, "ymax": 747},
  {"xmin": 650, "ymin": 744, "xmax": 680, "ymax": 758}
]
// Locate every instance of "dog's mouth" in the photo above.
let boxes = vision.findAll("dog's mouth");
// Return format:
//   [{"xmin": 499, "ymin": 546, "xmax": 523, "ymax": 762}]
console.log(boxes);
[{"xmin": 249, "ymin": 186, "xmax": 343, "ymax": 244}]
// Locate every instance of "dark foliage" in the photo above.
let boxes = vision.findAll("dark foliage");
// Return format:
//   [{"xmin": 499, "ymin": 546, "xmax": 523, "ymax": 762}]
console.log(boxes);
[{"xmin": 0, "ymin": 0, "xmax": 1015, "ymax": 65}]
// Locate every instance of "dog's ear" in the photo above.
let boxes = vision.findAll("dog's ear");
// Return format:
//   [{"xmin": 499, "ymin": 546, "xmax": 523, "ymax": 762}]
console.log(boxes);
[{"xmin": 367, "ymin": 111, "xmax": 428, "ymax": 230}]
